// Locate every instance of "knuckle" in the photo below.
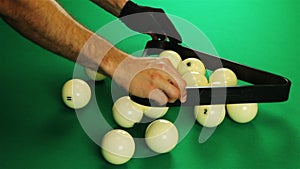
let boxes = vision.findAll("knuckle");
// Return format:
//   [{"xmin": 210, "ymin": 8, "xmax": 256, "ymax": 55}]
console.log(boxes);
[{"xmin": 150, "ymin": 72, "xmax": 161, "ymax": 81}]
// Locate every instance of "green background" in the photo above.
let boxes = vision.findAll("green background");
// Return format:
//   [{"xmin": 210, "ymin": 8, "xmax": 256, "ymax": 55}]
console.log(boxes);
[{"xmin": 1, "ymin": 0, "xmax": 299, "ymax": 168}]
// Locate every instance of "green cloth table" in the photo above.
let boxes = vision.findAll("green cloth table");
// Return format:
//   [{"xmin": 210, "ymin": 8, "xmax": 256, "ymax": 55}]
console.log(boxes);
[{"xmin": 1, "ymin": 0, "xmax": 299, "ymax": 168}]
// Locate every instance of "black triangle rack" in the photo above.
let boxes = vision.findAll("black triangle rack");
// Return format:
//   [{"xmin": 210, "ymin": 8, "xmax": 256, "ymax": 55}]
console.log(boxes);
[{"xmin": 130, "ymin": 40, "xmax": 291, "ymax": 107}]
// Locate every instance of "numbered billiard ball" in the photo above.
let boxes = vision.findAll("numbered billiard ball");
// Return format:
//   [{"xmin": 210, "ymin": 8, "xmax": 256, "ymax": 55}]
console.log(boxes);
[
  {"xmin": 177, "ymin": 58, "xmax": 206, "ymax": 75},
  {"xmin": 194, "ymin": 105, "xmax": 226, "ymax": 128},
  {"xmin": 62, "ymin": 79, "xmax": 91, "ymax": 109}
]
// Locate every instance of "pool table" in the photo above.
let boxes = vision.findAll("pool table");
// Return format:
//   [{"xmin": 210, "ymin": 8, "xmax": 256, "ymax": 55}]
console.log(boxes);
[{"xmin": 1, "ymin": 0, "xmax": 299, "ymax": 168}]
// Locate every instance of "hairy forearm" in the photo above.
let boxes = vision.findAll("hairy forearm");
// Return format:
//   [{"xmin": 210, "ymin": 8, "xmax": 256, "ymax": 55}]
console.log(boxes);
[
  {"xmin": 91, "ymin": 0, "xmax": 128, "ymax": 16},
  {"xmin": 0, "ymin": 0, "xmax": 90, "ymax": 60},
  {"xmin": 0, "ymin": 0, "xmax": 128, "ymax": 76}
]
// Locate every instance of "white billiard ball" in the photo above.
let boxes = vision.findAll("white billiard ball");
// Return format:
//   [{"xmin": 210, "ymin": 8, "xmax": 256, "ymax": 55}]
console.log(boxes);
[
  {"xmin": 131, "ymin": 101, "xmax": 169, "ymax": 119},
  {"xmin": 85, "ymin": 67, "xmax": 106, "ymax": 81},
  {"xmin": 182, "ymin": 71, "xmax": 209, "ymax": 87},
  {"xmin": 143, "ymin": 106, "xmax": 169, "ymax": 119},
  {"xmin": 226, "ymin": 103, "xmax": 258, "ymax": 123},
  {"xmin": 158, "ymin": 50, "xmax": 182, "ymax": 68},
  {"xmin": 101, "ymin": 129, "xmax": 135, "ymax": 165},
  {"xmin": 145, "ymin": 119, "xmax": 178, "ymax": 153},
  {"xmin": 209, "ymin": 68, "xmax": 237, "ymax": 86},
  {"xmin": 194, "ymin": 105, "xmax": 226, "ymax": 128},
  {"xmin": 177, "ymin": 58, "xmax": 206, "ymax": 75},
  {"xmin": 62, "ymin": 79, "xmax": 91, "ymax": 109},
  {"xmin": 112, "ymin": 96, "xmax": 143, "ymax": 128}
]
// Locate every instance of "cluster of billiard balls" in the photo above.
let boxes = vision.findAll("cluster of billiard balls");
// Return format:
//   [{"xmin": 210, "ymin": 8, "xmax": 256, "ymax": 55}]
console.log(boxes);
[
  {"xmin": 61, "ymin": 68, "xmax": 178, "ymax": 165},
  {"xmin": 61, "ymin": 50, "xmax": 258, "ymax": 165},
  {"xmin": 108, "ymin": 96, "xmax": 178, "ymax": 165},
  {"xmin": 158, "ymin": 50, "xmax": 258, "ymax": 127}
]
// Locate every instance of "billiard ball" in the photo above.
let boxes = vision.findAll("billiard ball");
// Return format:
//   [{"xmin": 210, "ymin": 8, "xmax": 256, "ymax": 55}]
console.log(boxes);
[
  {"xmin": 182, "ymin": 71, "xmax": 209, "ymax": 87},
  {"xmin": 85, "ymin": 67, "xmax": 106, "ymax": 81},
  {"xmin": 209, "ymin": 68, "xmax": 237, "ymax": 86},
  {"xmin": 194, "ymin": 105, "xmax": 226, "ymax": 128},
  {"xmin": 143, "ymin": 106, "xmax": 169, "ymax": 119},
  {"xmin": 226, "ymin": 103, "xmax": 258, "ymax": 123},
  {"xmin": 62, "ymin": 79, "xmax": 91, "ymax": 109},
  {"xmin": 145, "ymin": 119, "xmax": 178, "ymax": 153},
  {"xmin": 131, "ymin": 101, "xmax": 169, "ymax": 119},
  {"xmin": 112, "ymin": 96, "xmax": 143, "ymax": 128},
  {"xmin": 177, "ymin": 58, "xmax": 206, "ymax": 75},
  {"xmin": 101, "ymin": 129, "xmax": 135, "ymax": 165},
  {"xmin": 158, "ymin": 50, "xmax": 182, "ymax": 68}
]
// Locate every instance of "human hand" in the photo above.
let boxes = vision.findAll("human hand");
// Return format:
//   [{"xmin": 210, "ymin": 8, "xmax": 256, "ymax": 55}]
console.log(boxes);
[
  {"xmin": 112, "ymin": 56, "xmax": 187, "ymax": 105},
  {"xmin": 119, "ymin": 1, "xmax": 182, "ymax": 44}
]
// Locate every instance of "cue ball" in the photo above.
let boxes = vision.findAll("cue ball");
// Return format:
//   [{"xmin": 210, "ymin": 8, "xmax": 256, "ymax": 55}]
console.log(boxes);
[
  {"xmin": 226, "ymin": 103, "xmax": 258, "ymax": 123},
  {"xmin": 209, "ymin": 68, "xmax": 238, "ymax": 86},
  {"xmin": 112, "ymin": 96, "xmax": 143, "ymax": 128},
  {"xmin": 85, "ymin": 68, "xmax": 106, "ymax": 81},
  {"xmin": 182, "ymin": 71, "xmax": 209, "ymax": 87},
  {"xmin": 145, "ymin": 119, "xmax": 178, "ymax": 153},
  {"xmin": 158, "ymin": 50, "xmax": 182, "ymax": 68},
  {"xmin": 194, "ymin": 105, "xmax": 226, "ymax": 128},
  {"xmin": 101, "ymin": 129, "xmax": 135, "ymax": 165},
  {"xmin": 62, "ymin": 79, "xmax": 91, "ymax": 109},
  {"xmin": 177, "ymin": 58, "xmax": 206, "ymax": 75}
]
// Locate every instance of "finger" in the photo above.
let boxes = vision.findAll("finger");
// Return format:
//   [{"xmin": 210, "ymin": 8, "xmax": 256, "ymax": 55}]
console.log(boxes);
[
  {"xmin": 148, "ymin": 88, "xmax": 168, "ymax": 106},
  {"xmin": 159, "ymin": 59, "xmax": 187, "ymax": 102},
  {"xmin": 167, "ymin": 75, "xmax": 187, "ymax": 103},
  {"xmin": 152, "ymin": 75, "xmax": 181, "ymax": 103}
]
